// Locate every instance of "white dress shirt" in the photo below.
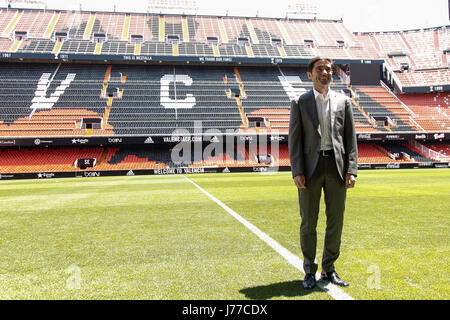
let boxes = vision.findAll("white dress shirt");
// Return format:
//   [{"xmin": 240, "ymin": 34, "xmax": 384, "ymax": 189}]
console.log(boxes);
[{"xmin": 313, "ymin": 88, "xmax": 333, "ymax": 151}]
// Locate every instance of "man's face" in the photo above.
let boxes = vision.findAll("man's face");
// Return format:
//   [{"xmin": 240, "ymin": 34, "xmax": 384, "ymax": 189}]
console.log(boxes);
[{"xmin": 307, "ymin": 59, "xmax": 333, "ymax": 91}]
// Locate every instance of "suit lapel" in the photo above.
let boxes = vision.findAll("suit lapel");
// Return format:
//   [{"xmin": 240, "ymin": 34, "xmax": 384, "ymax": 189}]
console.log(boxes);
[
  {"xmin": 329, "ymin": 90, "xmax": 336, "ymax": 133},
  {"xmin": 306, "ymin": 90, "xmax": 320, "ymax": 136}
]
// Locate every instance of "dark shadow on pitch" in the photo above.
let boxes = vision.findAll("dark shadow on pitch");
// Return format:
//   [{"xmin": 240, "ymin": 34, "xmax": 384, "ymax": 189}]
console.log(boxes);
[{"xmin": 239, "ymin": 280, "xmax": 322, "ymax": 300}]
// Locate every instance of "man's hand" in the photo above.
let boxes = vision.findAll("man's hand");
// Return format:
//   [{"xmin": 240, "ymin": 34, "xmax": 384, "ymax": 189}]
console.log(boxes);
[
  {"xmin": 346, "ymin": 174, "xmax": 356, "ymax": 188},
  {"xmin": 293, "ymin": 174, "xmax": 306, "ymax": 189}
]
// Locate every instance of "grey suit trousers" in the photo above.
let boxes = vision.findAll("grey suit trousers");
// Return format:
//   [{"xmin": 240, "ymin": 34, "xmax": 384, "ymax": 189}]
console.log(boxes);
[{"xmin": 299, "ymin": 152, "xmax": 346, "ymax": 275}]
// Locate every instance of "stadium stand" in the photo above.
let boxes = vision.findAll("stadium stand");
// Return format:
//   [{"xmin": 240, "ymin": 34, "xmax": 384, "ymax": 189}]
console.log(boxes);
[
  {"xmin": 353, "ymin": 85, "xmax": 421, "ymax": 132},
  {"xmin": 423, "ymin": 141, "xmax": 450, "ymax": 158},
  {"xmin": 0, "ymin": 7, "xmax": 448, "ymax": 177},
  {"xmin": 397, "ymin": 92, "xmax": 450, "ymax": 132},
  {"xmin": 0, "ymin": 62, "xmax": 355, "ymax": 136},
  {"xmin": 0, "ymin": 9, "xmax": 388, "ymax": 58},
  {"xmin": 357, "ymin": 142, "xmax": 397, "ymax": 163},
  {"xmin": 0, "ymin": 146, "xmax": 105, "ymax": 172},
  {"xmin": 373, "ymin": 140, "xmax": 430, "ymax": 162}
]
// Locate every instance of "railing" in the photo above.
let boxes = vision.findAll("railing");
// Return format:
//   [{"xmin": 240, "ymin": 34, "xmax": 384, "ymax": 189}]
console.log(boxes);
[{"xmin": 411, "ymin": 140, "xmax": 450, "ymax": 162}]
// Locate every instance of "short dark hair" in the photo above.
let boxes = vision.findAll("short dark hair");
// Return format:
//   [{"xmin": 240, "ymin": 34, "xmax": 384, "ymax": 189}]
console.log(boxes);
[{"xmin": 307, "ymin": 56, "xmax": 334, "ymax": 73}]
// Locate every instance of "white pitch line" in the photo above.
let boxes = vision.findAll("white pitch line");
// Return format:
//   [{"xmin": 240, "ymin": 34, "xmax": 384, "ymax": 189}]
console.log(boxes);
[{"xmin": 183, "ymin": 175, "xmax": 354, "ymax": 301}]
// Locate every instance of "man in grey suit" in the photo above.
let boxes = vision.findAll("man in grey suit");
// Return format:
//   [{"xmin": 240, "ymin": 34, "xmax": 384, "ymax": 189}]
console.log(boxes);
[{"xmin": 288, "ymin": 57, "xmax": 358, "ymax": 290}]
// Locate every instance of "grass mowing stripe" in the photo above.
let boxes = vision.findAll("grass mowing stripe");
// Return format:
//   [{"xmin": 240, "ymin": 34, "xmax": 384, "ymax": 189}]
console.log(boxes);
[{"xmin": 183, "ymin": 175, "xmax": 354, "ymax": 301}]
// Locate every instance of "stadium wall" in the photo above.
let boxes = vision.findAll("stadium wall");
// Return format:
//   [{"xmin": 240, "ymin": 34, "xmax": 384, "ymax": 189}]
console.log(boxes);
[{"xmin": 0, "ymin": 162, "xmax": 449, "ymax": 181}]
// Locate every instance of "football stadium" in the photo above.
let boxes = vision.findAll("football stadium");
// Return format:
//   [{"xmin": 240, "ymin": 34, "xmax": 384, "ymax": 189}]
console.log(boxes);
[{"xmin": 0, "ymin": 0, "xmax": 449, "ymax": 303}]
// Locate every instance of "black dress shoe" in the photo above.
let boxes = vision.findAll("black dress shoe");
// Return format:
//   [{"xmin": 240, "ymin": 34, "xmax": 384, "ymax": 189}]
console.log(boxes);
[
  {"xmin": 321, "ymin": 271, "xmax": 349, "ymax": 287},
  {"xmin": 302, "ymin": 273, "xmax": 316, "ymax": 290}
]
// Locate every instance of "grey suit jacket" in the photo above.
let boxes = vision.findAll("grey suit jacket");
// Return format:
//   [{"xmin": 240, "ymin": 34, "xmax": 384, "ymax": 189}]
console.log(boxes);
[{"xmin": 288, "ymin": 89, "xmax": 358, "ymax": 181}]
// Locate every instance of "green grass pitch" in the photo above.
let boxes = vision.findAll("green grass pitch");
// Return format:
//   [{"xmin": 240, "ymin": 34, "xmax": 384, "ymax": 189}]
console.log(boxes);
[{"xmin": 0, "ymin": 169, "xmax": 448, "ymax": 300}]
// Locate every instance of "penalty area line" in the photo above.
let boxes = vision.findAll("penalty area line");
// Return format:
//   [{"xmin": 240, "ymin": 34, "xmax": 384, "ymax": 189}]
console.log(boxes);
[{"xmin": 183, "ymin": 175, "xmax": 354, "ymax": 301}]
